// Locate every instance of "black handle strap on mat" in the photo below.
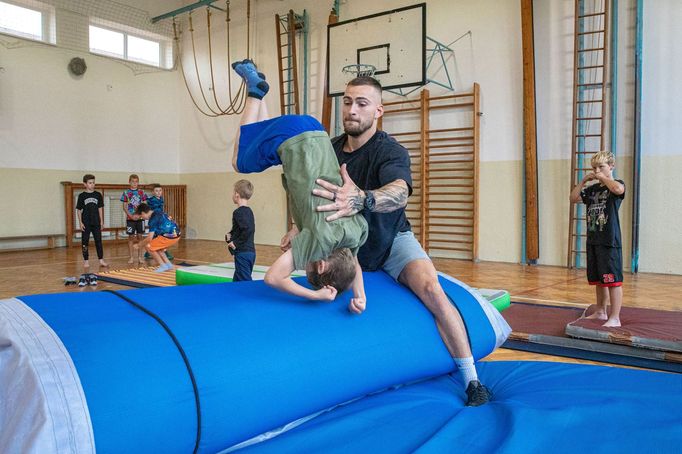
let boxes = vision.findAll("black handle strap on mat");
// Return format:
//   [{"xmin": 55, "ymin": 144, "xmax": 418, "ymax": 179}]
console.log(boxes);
[{"xmin": 104, "ymin": 290, "xmax": 202, "ymax": 453}]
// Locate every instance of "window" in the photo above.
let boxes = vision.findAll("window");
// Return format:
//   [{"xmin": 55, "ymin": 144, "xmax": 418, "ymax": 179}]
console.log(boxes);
[
  {"xmin": 127, "ymin": 35, "xmax": 160, "ymax": 67},
  {"xmin": 0, "ymin": 0, "xmax": 55, "ymax": 43},
  {"xmin": 89, "ymin": 25, "xmax": 124, "ymax": 58},
  {"xmin": 89, "ymin": 23, "xmax": 171, "ymax": 69}
]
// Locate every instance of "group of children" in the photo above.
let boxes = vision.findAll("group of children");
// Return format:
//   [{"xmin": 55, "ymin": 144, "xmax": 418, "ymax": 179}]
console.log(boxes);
[{"xmin": 76, "ymin": 174, "xmax": 181, "ymax": 273}]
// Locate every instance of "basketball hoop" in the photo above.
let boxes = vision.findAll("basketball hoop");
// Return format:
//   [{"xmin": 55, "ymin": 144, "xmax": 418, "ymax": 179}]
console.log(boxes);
[{"xmin": 342, "ymin": 63, "xmax": 377, "ymax": 78}]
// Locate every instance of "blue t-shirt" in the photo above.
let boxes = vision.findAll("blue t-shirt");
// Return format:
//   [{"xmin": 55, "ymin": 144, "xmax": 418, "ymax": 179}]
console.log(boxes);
[
  {"xmin": 148, "ymin": 211, "xmax": 181, "ymax": 239},
  {"xmin": 148, "ymin": 195, "xmax": 164, "ymax": 213}
]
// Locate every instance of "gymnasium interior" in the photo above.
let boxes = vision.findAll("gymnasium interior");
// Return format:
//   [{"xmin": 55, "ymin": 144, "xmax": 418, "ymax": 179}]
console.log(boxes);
[{"xmin": 1, "ymin": 0, "xmax": 681, "ymax": 452}]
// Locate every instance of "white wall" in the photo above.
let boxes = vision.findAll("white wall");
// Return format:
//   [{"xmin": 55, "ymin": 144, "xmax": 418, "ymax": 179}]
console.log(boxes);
[
  {"xmin": 177, "ymin": 0, "xmax": 526, "ymax": 263},
  {"xmin": 640, "ymin": 0, "xmax": 682, "ymax": 274}
]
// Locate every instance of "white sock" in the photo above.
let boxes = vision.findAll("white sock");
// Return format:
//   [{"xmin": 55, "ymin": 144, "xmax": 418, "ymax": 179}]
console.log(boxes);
[{"xmin": 453, "ymin": 356, "xmax": 478, "ymax": 386}]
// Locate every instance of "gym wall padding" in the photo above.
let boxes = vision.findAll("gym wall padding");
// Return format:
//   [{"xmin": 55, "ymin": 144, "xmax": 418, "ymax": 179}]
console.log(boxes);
[{"xmin": 2, "ymin": 271, "xmax": 509, "ymax": 453}]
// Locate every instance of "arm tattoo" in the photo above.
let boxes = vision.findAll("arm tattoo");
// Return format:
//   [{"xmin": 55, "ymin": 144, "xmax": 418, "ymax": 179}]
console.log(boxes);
[
  {"xmin": 373, "ymin": 180, "xmax": 409, "ymax": 213},
  {"xmin": 347, "ymin": 186, "xmax": 365, "ymax": 213}
]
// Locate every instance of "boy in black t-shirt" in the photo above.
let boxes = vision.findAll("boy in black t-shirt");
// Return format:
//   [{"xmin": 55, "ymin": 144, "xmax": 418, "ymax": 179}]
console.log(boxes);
[
  {"xmin": 570, "ymin": 151, "xmax": 626, "ymax": 327},
  {"xmin": 76, "ymin": 174, "xmax": 107, "ymax": 269},
  {"xmin": 225, "ymin": 179, "xmax": 256, "ymax": 281}
]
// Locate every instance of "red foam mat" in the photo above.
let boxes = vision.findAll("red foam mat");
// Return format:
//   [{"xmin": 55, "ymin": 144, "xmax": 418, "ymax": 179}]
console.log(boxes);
[{"xmin": 566, "ymin": 304, "xmax": 682, "ymax": 352}]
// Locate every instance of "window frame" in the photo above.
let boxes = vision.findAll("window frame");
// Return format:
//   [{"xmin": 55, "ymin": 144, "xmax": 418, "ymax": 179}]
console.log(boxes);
[
  {"xmin": 88, "ymin": 21, "xmax": 172, "ymax": 70},
  {"xmin": 0, "ymin": 0, "xmax": 56, "ymax": 45}
]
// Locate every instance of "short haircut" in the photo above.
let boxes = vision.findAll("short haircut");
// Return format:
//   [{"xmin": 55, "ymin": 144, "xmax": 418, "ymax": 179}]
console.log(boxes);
[
  {"xmin": 306, "ymin": 248, "xmax": 356, "ymax": 296},
  {"xmin": 152, "ymin": 183, "xmax": 162, "ymax": 190},
  {"xmin": 591, "ymin": 151, "xmax": 615, "ymax": 167},
  {"xmin": 129, "ymin": 174, "xmax": 139, "ymax": 182},
  {"xmin": 135, "ymin": 203, "xmax": 151, "ymax": 215},
  {"xmin": 82, "ymin": 174, "xmax": 95, "ymax": 183},
  {"xmin": 347, "ymin": 76, "xmax": 383, "ymax": 94},
  {"xmin": 234, "ymin": 179, "xmax": 254, "ymax": 199}
]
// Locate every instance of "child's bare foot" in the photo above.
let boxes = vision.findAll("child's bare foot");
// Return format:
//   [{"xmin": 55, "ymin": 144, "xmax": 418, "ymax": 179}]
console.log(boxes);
[
  {"xmin": 602, "ymin": 318, "xmax": 621, "ymax": 328},
  {"xmin": 83, "ymin": 261, "xmax": 90, "ymax": 269},
  {"xmin": 128, "ymin": 257, "xmax": 134, "ymax": 264},
  {"xmin": 585, "ymin": 310, "xmax": 607, "ymax": 320},
  {"xmin": 99, "ymin": 260, "xmax": 108, "ymax": 267}
]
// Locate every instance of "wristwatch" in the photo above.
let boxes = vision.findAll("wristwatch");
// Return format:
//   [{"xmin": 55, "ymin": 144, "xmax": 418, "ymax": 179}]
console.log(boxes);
[{"xmin": 363, "ymin": 190, "xmax": 376, "ymax": 212}]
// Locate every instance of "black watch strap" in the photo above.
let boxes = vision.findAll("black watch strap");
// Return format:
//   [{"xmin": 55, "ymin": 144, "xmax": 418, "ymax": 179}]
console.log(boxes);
[{"xmin": 364, "ymin": 190, "xmax": 376, "ymax": 212}]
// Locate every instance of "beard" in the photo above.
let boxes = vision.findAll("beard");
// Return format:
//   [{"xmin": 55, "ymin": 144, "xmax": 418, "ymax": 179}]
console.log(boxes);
[{"xmin": 343, "ymin": 117, "xmax": 373, "ymax": 137}]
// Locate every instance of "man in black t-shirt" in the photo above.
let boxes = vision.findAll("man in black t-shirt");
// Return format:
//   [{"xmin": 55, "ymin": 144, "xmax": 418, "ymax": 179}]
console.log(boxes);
[
  {"xmin": 297, "ymin": 77, "xmax": 491, "ymax": 406},
  {"xmin": 76, "ymin": 174, "xmax": 107, "ymax": 269}
]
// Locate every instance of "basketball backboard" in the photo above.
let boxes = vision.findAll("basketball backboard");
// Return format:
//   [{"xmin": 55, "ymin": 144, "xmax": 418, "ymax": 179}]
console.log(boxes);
[{"xmin": 327, "ymin": 3, "xmax": 426, "ymax": 96}]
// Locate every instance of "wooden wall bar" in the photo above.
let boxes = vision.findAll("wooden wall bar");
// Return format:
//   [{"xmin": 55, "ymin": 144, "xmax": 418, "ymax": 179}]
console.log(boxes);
[{"xmin": 381, "ymin": 85, "xmax": 481, "ymax": 260}]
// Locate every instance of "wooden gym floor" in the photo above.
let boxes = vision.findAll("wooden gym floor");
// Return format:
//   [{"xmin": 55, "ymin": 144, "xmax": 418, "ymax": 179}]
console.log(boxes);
[{"xmin": 2, "ymin": 239, "xmax": 680, "ymax": 370}]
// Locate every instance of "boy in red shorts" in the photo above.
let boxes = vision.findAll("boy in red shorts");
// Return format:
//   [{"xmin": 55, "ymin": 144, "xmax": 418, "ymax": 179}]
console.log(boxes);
[{"xmin": 570, "ymin": 151, "xmax": 626, "ymax": 327}]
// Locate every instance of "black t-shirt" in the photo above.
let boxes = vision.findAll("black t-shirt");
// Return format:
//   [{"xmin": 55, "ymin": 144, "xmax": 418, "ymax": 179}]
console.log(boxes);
[
  {"xmin": 230, "ymin": 206, "xmax": 256, "ymax": 253},
  {"xmin": 580, "ymin": 179, "xmax": 625, "ymax": 247},
  {"xmin": 332, "ymin": 131, "xmax": 413, "ymax": 271},
  {"xmin": 76, "ymin": 191, "xmax": 104, "ymax": 226}
]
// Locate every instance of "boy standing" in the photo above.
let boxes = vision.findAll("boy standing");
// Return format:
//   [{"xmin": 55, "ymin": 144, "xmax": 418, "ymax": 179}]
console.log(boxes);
[
  {"xmin": 134, "ymin": 203, "xmax": 181, "ymax": 272},
  {"xmin": 570, "ymin": 151, "xmax": 626, "ymax": 327},
  {"xmin": 120, "ymin": 174, "xmax": 147, "ymax": 264},
  {"xmin": 226, "ymin": 180, "xmax": 256, "ymax": 281},
  {"xmin": 76, "ymin": 174, "xmax": 107, "ymax": 269},
  {"xmin": 231, "ymin": 59, "xmax": 368, "ymax": 306}
]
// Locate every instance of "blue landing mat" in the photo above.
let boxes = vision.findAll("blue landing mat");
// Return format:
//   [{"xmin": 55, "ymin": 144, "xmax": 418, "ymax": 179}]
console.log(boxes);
[{"xmin": 239, "ymin": 361, "xmax": 682, "ymax": 453}]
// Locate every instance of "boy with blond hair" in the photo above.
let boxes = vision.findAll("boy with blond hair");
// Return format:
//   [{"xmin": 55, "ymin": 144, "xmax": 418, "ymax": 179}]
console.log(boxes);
[
  {"xmin": 120, "ymin": 174, "xmax": 147, "ymax": 263},
  {"xmin": 570, "ymin": 151, "xmax": 626, "ymax": 327},
  {"xmin": 226, "ymin": 179, "xmax": 256, "ymax": 281}
]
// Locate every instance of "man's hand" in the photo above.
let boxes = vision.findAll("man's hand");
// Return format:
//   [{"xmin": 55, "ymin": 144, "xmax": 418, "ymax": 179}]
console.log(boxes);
[
  {"xmin": 348, "ymin": 296, "xmax": 366, "ymax": 314},
  {"xmin": 312, "ymin": 285, "xmax": 338, "ymax": 301},
  {"xmin": 313, "ymin": 164, "xmax": 365, "ymax": 222},
  {"xmin": 280, "ymin": 225, "xmax": 299, "ymax": 252},
  {"xmin": 227, "ymin": 241, "xmax": 236, "ymax": 250},
  {"xmin": 225, "ymin": 233, "xmax": 231, "ymax": 243}
]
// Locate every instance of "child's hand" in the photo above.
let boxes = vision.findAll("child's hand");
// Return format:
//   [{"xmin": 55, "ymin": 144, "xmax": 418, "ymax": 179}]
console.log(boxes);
[
  {"xmin": 280, "ymin": 226, "xmax": 299, "ymax": 252},
  {"xmin": 582, "ymin": 172, "xmax": 596, "ymax": 183},
  {"xmin": 594, "ymin": 170, "xmax": 606, "ymax": 181},
  {"xmin": 348, "ymin": 296, "xmax": 366, "ymax": 314},
  {"xmin": 313, "ymin": 285, "xmax": 337, "ymax": 301},
  {"xmin": 133, "ymin": 244, "xmax": 139, "ymax": 250}
]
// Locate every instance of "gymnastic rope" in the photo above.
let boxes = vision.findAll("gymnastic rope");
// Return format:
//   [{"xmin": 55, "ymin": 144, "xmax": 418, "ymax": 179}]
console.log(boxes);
[
  {"xmin": 103, "ymin": 290, "xmax": 202, "ymax": 454},
  {"xmin": 173, "ymin": 0, "xmax": 251, "ymax": 117}
]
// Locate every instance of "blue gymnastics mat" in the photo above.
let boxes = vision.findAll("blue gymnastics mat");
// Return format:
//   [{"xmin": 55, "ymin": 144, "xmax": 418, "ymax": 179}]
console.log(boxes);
[
  {"xmin": 3, "ymin": 271, "xmax": 681, "ymax": 453},
  {"xmin": 237, "ymin": 361, "xmax": 682, "ymax": 453}
]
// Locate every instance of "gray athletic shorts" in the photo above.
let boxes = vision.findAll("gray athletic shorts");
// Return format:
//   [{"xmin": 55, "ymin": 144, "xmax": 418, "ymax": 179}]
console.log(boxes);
[{"xmin": 382, "ymin": 230, "xmax": 430, "ymax": 281}]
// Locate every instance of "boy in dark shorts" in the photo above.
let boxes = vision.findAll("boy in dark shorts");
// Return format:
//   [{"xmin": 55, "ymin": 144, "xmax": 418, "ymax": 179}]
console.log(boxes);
[
  {"xmin": 226, "ymin": 179, "xmax": 256, "ymax": 282},
  {"xmin": 570, "ymin": 151, "xmax": 626, "ymax": 327},
  {"xmin": 230, "ymin": 59, "xmax": 368, "ymax": 308},
  {"xmin": 76, "ymin": 174, "xmax": 107, "ymax": 270},
  {"xmin": 120, "ymin": 174, "xmax": 147, "ymax": 264}
]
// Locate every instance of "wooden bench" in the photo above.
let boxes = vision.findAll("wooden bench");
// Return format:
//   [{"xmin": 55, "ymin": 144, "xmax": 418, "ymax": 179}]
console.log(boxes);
[{"xmin": 0, "ymin": 234, "xmax": 67, "ymax": 252}]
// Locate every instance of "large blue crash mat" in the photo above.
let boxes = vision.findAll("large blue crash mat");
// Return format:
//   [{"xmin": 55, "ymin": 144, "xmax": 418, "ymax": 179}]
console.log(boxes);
[{"xmin": 1, "ymin": 271, "xmax": 680, "ymax": 453}]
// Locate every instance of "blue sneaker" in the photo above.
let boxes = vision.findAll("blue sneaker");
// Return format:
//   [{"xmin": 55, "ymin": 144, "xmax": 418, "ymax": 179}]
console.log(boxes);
[{"xmin": 231, "ymin": 59, "xmax": 269, "ymax": 99}]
